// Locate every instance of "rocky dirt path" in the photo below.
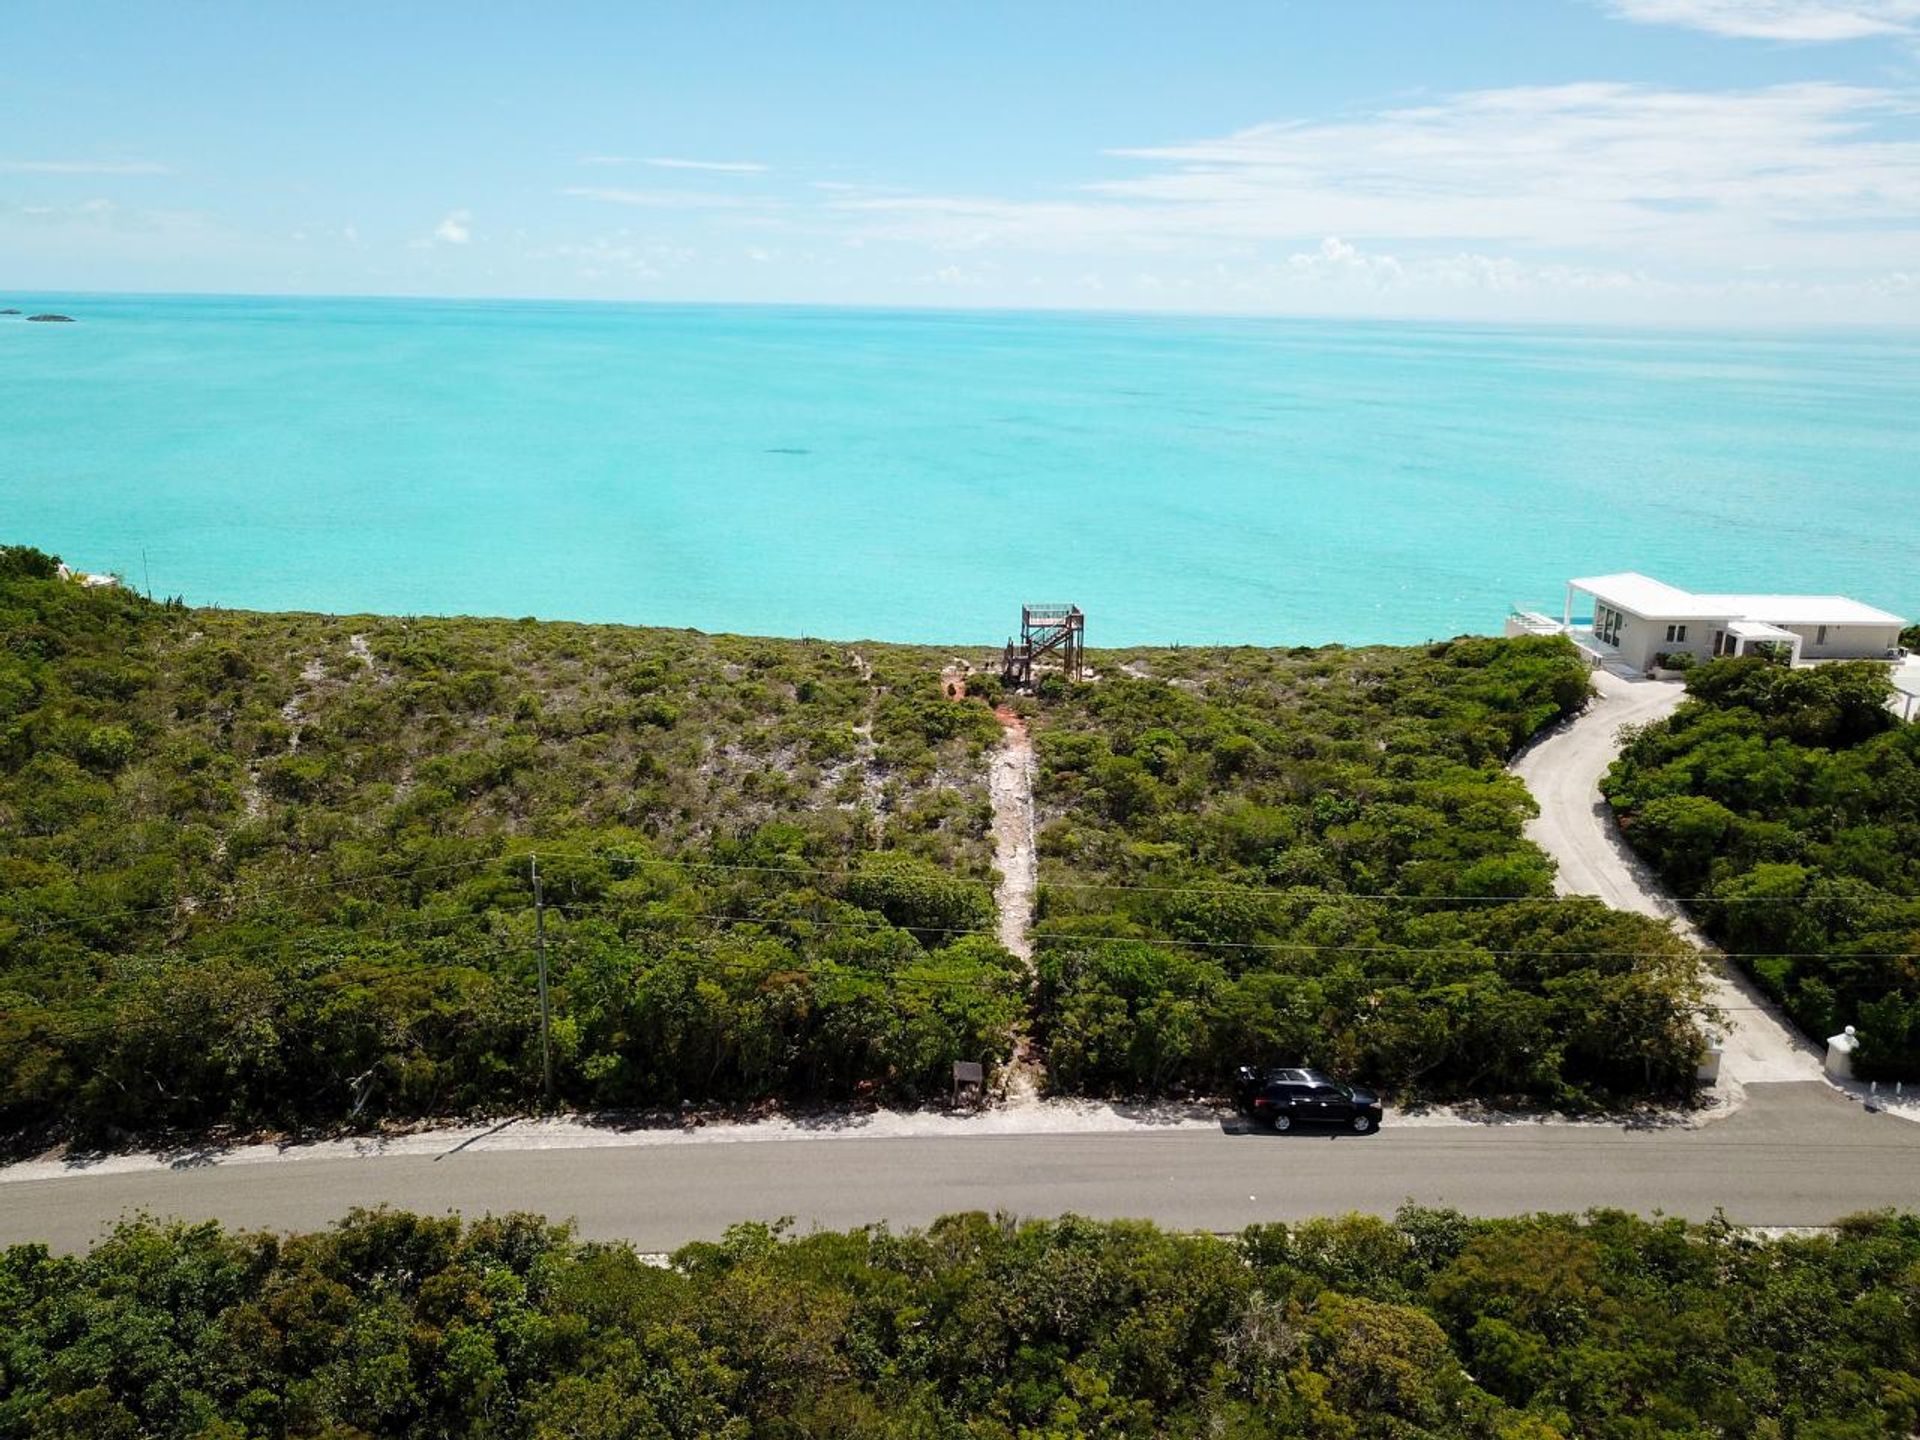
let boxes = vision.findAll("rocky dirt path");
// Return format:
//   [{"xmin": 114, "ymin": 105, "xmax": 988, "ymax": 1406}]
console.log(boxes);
[
  {"xmin": 1510, "ymin": 669, "xmax": 1825, "ymax": 1091},
  {"xmin": 988, "ymin": 705, "xmax": 1044, "ymax": 1101},
  {"xmin": 989, "ymin": 707, "xmax": 1036, "ymax": 963}
]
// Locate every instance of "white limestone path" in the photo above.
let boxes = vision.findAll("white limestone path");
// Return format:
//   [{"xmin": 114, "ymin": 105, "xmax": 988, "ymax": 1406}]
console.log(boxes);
[
  {"xmin": 1509, "ymin": 669, "xmax": 1827, "ymax": 1092},
  {"xmin": 989, "ymin": 707, "xmax": 1037, "ymax": 964}
]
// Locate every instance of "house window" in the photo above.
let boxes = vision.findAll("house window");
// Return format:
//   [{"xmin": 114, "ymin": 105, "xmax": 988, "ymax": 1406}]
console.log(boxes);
[
  {"xmin": 1817, "ymin": 625, "xmax": 1828, "ymax": 646},
  {"xmin": 1598, "ymin": 605, "xmax": 1624, "ymax": 646},
  {"xmin": 1665, "ymin": 624, "xmax": 1688, "ymax": 643}
]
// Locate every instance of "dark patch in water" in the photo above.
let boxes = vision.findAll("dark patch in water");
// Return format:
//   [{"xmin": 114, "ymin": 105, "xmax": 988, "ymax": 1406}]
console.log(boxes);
[{"xmin": 764, "ymin": 447, "xmax": 811, "ymax": 455}]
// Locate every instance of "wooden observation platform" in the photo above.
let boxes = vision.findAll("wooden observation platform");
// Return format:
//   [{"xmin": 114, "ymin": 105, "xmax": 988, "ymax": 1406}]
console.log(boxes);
[{"xmin": 1002, "ymin": 603, "xmax": 1085, "ymax": 689}]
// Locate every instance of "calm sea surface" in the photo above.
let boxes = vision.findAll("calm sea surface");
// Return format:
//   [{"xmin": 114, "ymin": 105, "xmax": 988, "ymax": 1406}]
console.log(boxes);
[{"xmin": 3, "ymin": 295, "xmax": 1914, "ymax": 645}]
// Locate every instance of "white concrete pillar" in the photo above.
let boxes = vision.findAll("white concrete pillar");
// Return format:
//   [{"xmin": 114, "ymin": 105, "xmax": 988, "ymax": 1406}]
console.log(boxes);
[{"xmin": 1826, "ymin": 1025, "xmax": 1859, "ymax": 1080}]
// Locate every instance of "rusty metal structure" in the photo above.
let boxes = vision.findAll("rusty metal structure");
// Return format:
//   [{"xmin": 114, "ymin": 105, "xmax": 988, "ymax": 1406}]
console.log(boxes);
[{"xmin": 1002, "ymin": 603, "xmax": 1085, "ymax": 689}]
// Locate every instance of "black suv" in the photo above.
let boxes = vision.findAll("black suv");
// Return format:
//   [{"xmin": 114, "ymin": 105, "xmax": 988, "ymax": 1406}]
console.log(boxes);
[{"xmin": 1234, "ymin": 1066, "xmax": 1383, "ymax": 1133}]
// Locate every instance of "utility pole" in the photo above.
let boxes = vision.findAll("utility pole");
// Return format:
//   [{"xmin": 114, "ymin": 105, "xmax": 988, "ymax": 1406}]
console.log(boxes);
[{"xmin": 531, "ymin": 853, "xmax": 553, "ymax": 1106}]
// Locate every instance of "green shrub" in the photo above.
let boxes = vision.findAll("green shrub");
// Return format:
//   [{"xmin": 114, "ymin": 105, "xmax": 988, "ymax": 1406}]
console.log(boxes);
[
  {"xmin": 1608, "ymin": 659, "xmax": 1920, "ymax": 1075},
  {"xmin": 7, "ymin": 1206, "xmax": 1918, "ymax": 1439}
]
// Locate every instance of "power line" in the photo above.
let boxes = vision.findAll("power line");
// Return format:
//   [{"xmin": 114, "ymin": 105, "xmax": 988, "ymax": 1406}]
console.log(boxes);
[
  {"xmin": 7, "ymin": 888, "xmax": 1916, "ymax": 976},
  {"xmin": 564, "ymin": 851, "xmax": 1920, "ymax": 907},
  {"xmin": 9, "ymin": 854, "xmax": 505, "ymax": 936},
  {"xmin": 13, "ymin": 847, "xmax": 1920, "ymax": 946},
  {"xmin": 18, "ymin": 852, "xmax": 1920, "ymax": 952},
  {"xmin": 546, "ymin": 899, "xmax": 1920, "ymax": 964}
]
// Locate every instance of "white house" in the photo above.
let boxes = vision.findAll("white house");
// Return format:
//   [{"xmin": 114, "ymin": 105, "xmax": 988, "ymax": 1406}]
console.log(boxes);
[{"xmin": 1507, "ymin": 572, "xmax": 1906, "ymax": 673}]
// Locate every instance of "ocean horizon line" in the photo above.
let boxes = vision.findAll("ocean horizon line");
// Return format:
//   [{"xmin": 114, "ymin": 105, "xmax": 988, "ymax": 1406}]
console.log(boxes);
[{"xmin": 10, "ymin": 286, "xmax": 1920, "ymax": 343}]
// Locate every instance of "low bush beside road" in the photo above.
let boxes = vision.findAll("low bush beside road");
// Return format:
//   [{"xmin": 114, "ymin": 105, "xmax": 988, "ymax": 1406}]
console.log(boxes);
[
  {"xmin": 0, "ymin": 545, "xmax": 1014, "ymax": 1143},
  {"xmin": 1604, "ymin": 655, "xmax": 1920, "ymax": 1076},
  {"xmin": 1, "ymin": 542, "xmax": 1718, "ymax": 1147},
  {"xmin": 1027, "ymin": 638, "xmax": 1710, "ymax": 1107},
  {"xmin": 3, "ymin": 1204, "xmax": 1917, "ymax": 1438}
]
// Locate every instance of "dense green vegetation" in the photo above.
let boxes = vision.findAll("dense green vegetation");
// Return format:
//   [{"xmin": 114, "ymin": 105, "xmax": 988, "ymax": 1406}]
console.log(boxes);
[
  {"xmin": 1603, "ymin": 656, "xmax": 1920, "ymax": 1076},
  {"xmin": 6, "ymin": 1204, "xmax": 1920, "ymax": 1437},
  {"xmin": 1025, "ymin": 642, "xmax": 1708, "ymax": 1106},
  {"xmin": 2, "ymin": 541, "xmax": 1716, "ymax": 1144},
  {"xmin": 0, "ymin": 545, "xmax": 1015, "ymax": 1142}
]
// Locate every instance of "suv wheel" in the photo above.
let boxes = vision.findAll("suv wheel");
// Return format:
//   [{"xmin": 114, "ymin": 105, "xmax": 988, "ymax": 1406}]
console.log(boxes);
[
  {"xmin": 1351, "ymin": 1114, "xmax": 1373, "ymax": 1134},
  {"xmin": 1271, "ymin": 1112, "xmax": 1292, "ymax": 1133}
]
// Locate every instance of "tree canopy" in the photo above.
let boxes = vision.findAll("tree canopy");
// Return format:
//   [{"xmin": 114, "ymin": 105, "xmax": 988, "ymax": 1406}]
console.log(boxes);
[
  {"xmin": 2, "ymin": 542, "xmax": 1715, "ymax": 1147},
  {"xmin": 1026, "ymin": 640, "xmax": 1707, "ymax": 1106},
  {"xmin": 1604, "ymin": 656, "xmax": 1920, "ymax": 1075},
  {"xmin": 3, "ymin": 1204, "xmax": 1918, "ymax": 1438}
]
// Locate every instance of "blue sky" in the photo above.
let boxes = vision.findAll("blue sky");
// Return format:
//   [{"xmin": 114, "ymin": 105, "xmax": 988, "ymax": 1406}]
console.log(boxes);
[{"xmin": 6, "ymin": 0, "xmax": 1920, "ymax": 321}]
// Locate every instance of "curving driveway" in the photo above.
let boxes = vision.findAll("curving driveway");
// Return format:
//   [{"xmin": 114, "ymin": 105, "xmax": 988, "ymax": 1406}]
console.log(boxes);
[{"xmin": 1510, "ymin": 669, "xmax": 1826, "ymax": 1088}]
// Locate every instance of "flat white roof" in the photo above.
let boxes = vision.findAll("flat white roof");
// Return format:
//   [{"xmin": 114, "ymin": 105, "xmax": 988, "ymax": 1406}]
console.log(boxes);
[
  {"xmin": 1726, "ymin": 619, "xmax": 1797, "ymax": 641},
  {"xmin": 1692, "ymin": 593, "xmax": 1905, "ymax": 626},
  {"xmin": 1569, "ymin": 572, "xmax": 1904, "ymax": 628},
  {"xmin": 1570, "ymin": 573, "xmax": 1701, "ymax": 615}
]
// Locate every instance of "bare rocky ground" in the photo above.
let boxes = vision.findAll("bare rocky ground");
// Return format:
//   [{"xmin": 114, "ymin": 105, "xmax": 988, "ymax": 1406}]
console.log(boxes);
[
  {"xmin": 988, "ymin": 707, "xmax": 1036, "ymax": 963},
  {"xmin": 987, "ymin": 703, "xmax": 1045, "ymax": 1102}
]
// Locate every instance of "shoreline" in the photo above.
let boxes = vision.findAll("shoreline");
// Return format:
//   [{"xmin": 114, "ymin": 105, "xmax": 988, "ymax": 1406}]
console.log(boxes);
[{"xmin": 34, "ymin": 565, "xmax": 1467, "ymax": 653}]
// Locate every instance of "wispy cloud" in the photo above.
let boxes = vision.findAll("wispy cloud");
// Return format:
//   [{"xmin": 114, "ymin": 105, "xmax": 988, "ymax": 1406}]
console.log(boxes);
[
  {"xmin": 526, "ymin": 234, "xmax": 700, "ymax": 282},
  {"xmin": 433, "ymin": 209, "xmax": 473, "ymax": 244},
  {"xmin": 833, "ymin": 82, "xmax": 1920, "ymax": 274},
  {"xmin": 1605, "ymin": 0, "xmax": 1920, "ymax": 40},
  {"xmin": 562, "ymin": 186, "xmax": 775, "ymax": 211},
  {"xmin": 0, "ymin": 159, "xmax": 171, "ymax": 175},
  {"xmin": 803, "ymin": 79, "xmax": 1920, "ymax": 319},
  {"xmin": 2, "ymin": 196, "xmax": 210, "ymax": 236},
  {"xmin": 577, "ymin": 155, "xmax": 768, "ymax": 173}
]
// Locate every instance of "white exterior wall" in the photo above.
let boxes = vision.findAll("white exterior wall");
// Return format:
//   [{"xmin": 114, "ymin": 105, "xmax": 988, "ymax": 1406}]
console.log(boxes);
[
  {"xmin": 1648, "ymin": 615, "xmax": 1721, "ymax": 665},
  {"xmin": 1773, "ymin": 622, "xmax": 1902, "ymax": 661},
  {"xmin": 1605, "ymin": 610, "xmax": 1724, "ymax": 669},
  {"xmin": 1608, "ymin": 608, "xmax": 1661, "ymax": 670}
]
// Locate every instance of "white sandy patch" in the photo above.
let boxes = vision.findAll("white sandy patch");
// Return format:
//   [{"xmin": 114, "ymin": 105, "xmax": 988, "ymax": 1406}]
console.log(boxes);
[
  {"xmin": 989, "ymin": 710, "xmax": 1036, "ymax": 963},
  {"xmin": 3, "ymin": 1101, "xmax": 1232, "ymax": 1183},
  {"xmin": 3, "ymin": 1091, "xmax": 1771, "ymax": 1186}
]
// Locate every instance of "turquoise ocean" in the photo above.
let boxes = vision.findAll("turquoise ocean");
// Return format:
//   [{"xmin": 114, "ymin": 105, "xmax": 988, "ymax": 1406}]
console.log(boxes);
[{"xmin": 3, "ymin": 294, "xmax": 1914, "ymax": 645}]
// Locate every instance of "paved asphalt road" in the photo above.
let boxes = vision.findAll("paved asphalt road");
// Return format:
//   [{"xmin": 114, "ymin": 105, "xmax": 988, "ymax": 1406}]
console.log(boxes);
[{"xmin": 5, "ymin": 1084, "xmax": 1918, "ymax": 1253}]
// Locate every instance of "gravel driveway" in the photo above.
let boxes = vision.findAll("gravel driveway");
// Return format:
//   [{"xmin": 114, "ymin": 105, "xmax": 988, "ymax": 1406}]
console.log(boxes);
[{"xmin": 1510, "ymin": 669, "xmax": 1826, "ymax": 1088}]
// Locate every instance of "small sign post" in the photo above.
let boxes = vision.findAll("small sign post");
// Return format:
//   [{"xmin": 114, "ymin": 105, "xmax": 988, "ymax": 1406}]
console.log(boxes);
[{"xmin": 952, "ymin": 1060, "xmax": 985, "ymax": 1107}]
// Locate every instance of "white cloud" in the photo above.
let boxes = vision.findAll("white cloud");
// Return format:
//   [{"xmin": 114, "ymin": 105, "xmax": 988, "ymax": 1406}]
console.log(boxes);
[
  {"xmin": 562, "ymin": 186, "xmax": 775, "ymax": 211},
  {"xmin": 433, "ymin": 209, "xmax": 473, "ymax": 244},
  {"xmin": 577, "ymin": 155, "xmax": 767, "ymax": 173},
  {"xmin": 1605, "ymin": 0, "xmax": 1920, "ymax": 39},
  {"xmin": 526, "ymin": 235, "xmax": 700, "ymax": 281},
  {"xmin": 835, "ymin": 82, "xmax": 1920, "ymax": 276},
  {"xmin": 643, "ymin": 156, "xmax": 767, "ymax": 173},
  {"xmin": 1276, "ymin": 234, "xmax": 1645, "ymax": 296},
  {"xmin": 805, "ymin": 80, "xmax": 1920, "ymax": 319},
  {"xmin": 0, "ymin": 159, "xmax": 171, "ymax": 174},
  {"xmin": 9, "ymin": 198, "xmax": 119, "ymax": 222}
]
